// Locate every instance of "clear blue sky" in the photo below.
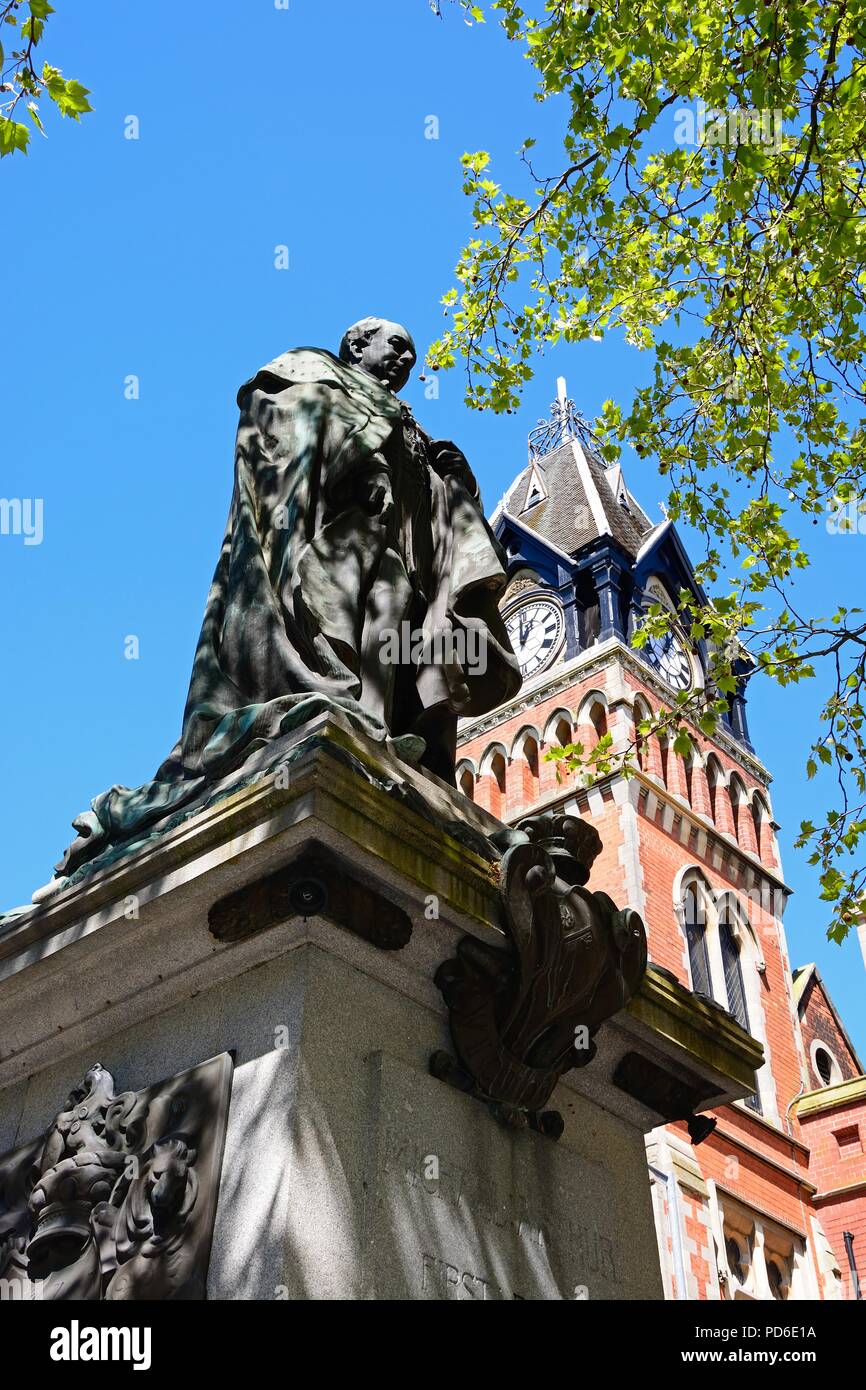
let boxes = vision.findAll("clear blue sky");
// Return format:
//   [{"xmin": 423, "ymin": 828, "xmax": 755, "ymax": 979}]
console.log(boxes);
[{"xmin": 2, "ymin": 0, "xmax": 863, "ymax": 1057}]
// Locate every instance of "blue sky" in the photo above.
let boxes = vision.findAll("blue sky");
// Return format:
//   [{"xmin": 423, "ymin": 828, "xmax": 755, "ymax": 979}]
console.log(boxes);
[{"xmin": 2, "ymin": 0, "xmax": 864, "ymax": 1056}]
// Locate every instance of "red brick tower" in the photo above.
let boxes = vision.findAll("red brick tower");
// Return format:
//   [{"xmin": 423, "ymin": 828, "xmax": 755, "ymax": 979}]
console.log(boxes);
[{"xmin": 457, "ymin": 382, "xmax": 864, "ymax": 1300}]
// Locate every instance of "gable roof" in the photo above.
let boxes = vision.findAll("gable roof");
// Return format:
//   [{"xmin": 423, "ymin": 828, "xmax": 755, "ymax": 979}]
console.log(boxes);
[
  {"xmin": 793, "ymin": 963, "xmax": 864, "ymax": 1073},
  {"xmin": 497, "ymin": 436, "xmax": 655, "ymax": 560}
]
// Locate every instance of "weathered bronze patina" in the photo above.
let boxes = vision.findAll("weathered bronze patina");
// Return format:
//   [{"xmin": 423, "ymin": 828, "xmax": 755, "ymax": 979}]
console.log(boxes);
[
  {"xmin": 55, "ymin": 318, "xmax": 519, "ymax": 882},
  {"xmin": 432, "ymin": 813, "xmax": 648, "ymax": 1136},
  {"xmin": 0, "ymin": 1055, "xmax": 232, "ymax": 1300}
]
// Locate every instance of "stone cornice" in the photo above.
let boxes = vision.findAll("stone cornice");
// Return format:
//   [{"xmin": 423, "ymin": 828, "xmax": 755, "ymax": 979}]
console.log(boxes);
[
  {"xmin": 812, "ymin": 1177, "xmax": 866, "ymax": 1202},
  {"xmin": 631, "ymin": 770, "xmax": 792, "ymax": 900},
  {"xmin": 795, "ymin": 1074, "xmax": 866, "ymax": 1118},
  {"xmin": 629, "ymin": 964, "xmax": 765, "ymax": 1097}
]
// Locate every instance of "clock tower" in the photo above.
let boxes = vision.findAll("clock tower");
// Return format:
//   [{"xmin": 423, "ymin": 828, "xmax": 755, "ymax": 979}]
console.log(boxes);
[{"xmin": 455, "ymin": 382, "xmax": 861, "ymax": 1301}]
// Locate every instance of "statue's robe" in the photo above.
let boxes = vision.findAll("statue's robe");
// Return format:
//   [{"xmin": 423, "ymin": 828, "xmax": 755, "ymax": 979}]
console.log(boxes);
[{"xmin": 57, "ymin": 349, "xmax": 520, "ymax": 877}]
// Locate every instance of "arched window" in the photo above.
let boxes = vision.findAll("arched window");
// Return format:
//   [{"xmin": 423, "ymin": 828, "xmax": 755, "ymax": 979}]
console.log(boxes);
[
  {"xmin": 459, "ymin": 768, "xmax": 474, "ymax": 801},
  {"xmin": 633, "ymin": 700, "xmax": 649, "ymax": 773},
  {"xmin": 683, "ymin": 882, "xmax": 712, "ymax": 997},
  {"xmin": 632, "ymin": 697, "xmax": 660, "ymax": 778},
  {"xmin": 729, "ymin": 775, "xmax": 747, "ymax": 841},
  {"xmin": 719, "ymin": 906, "xmax": 750, "ymax": 1032},
  {"xmin": 479, "ymin": 747, "xmax": 508, "ymax": 819},
  {"xmin": 751, "ymin": 797, "xmax": 763, "ymax": 851},
  {"xmin": 706, "ymin": 756, "xmax": 723, "ymax": 821},
  {"xmin": 659, "ymin": 734, "xmax": 670, "ymax": 788},
  {"xmin": 684, "ymin": 751, "xmax": 695, "ymax": 807},
  {"xmin": 589, "ymin": 701, "xmax": 608, "ymax": 741},
  {"xmin": 678, "ymin": 879, "xmax": 770, "ymax": 1118},
  {"xmin": 576, "ymin": 692, "xmax": 608, "ymax": 752},
  {"xmin": 751, "ymin": 793, "xmax": 775, "ymax": 863},
  {"xmin": 719, "ymin": 900, "xmax": 762, "ymax": 1114},
  {"xmin": 522, "ymin": 735, "xmax": 539, "ymax": 779},
  {"xmin": 491, "ymin": 751, "xmax": 506, "ymax": 795},
  {"xmin": 554, "ymin": 717, "xmax": 572, "ymax": 748}
]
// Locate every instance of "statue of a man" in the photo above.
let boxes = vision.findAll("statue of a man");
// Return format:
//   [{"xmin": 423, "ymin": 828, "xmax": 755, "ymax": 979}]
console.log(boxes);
[{"xmin": 56, "ymin": 317, "xmax": 520, "ymax": 879}]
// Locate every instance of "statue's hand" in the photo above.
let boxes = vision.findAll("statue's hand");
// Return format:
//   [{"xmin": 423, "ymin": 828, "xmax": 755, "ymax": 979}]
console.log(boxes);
[
  {"xmin": 358, "ymin": 469, "xmax": 394, "ymax": 521},
  {"xmin": 332, "ymin": 455, "xmax": 394, "ymax": 522},
  {"xmin": 429, "ymin": 440, "xmax": 478, "ymax": 497}
]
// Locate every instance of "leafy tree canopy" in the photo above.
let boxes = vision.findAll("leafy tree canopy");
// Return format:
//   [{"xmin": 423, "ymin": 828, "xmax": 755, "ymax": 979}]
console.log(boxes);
[
  {"xmin": 429, "ymin": 0, "xmax": 866, "ymax": 943},
  {"xmin": 1, "ymin": 0, "xmax": 91, "ymax": 157}
]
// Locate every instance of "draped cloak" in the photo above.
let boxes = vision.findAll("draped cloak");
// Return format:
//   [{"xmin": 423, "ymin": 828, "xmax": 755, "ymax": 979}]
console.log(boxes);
[{"xmin": 56, "ymin": 348, "xmax": 521, "ymax": 878}]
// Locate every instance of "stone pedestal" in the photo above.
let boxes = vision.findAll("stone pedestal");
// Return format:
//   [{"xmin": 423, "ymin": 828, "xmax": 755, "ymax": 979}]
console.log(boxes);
[{"xmin": 0, "ymin": 717, "xmax": 761, "ymax": 1300}]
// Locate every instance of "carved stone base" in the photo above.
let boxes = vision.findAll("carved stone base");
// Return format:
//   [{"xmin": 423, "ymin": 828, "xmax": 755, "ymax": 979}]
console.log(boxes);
[
  {"xmin": 428, "ymin": 1048, "xmax": 566, "ymax": 1140},
  {"xmin": 0, "ymin": 1055, "xmax": 232, "ymax": 1300},
  {"xmin": 0, "ymin": 718, "xmax": 761, "ymax": 1299}
]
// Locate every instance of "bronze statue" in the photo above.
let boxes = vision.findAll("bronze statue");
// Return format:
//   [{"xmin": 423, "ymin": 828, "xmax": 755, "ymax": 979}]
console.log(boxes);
[{"xmin": 55, "ymin": 318, "xmax": 520, "ymax": 881}]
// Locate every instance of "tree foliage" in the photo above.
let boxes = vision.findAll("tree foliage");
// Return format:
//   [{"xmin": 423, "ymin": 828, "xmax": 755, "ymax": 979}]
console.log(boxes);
[
  {"xmin": 429, "ymin": 0, "xmax": 866, "ymax": 943},
  {"xmin": 1, "ymin": 0, "xmax": 91, "ymax": 157}
]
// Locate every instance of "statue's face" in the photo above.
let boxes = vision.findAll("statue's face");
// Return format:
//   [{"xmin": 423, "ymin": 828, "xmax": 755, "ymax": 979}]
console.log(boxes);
[{"xmin": 348, "ymin": 320, "xmax": 416, "ymax": 393}]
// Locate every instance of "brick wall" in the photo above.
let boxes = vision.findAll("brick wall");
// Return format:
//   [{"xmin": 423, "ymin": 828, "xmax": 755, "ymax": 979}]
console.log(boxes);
[
  {"xmin": 456, "ymin": 650, "xmax": 862, "ymax": 1298},
  {"xmin": 799, "ymin": 974, "xmax": 862, "ymax": 1084},
  {"xmin": 799, "ymin": 1092, "xmax": 866, "ymax": 1296}
]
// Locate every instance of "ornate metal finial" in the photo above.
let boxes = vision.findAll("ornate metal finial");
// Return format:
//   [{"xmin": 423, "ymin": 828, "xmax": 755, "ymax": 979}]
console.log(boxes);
[{"xmin": 528, "ymin": 376, "xmax": 601, "ymax": 460}]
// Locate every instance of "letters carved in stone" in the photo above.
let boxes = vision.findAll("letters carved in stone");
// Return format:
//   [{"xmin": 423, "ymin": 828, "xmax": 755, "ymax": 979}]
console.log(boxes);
[{"xmin": 0, "ymin": 1053, "xmax": 232, "ymax": 1300}]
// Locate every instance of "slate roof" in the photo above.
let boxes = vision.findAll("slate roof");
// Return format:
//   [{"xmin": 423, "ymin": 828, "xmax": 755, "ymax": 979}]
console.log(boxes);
[{"xmin": 496, "ymin": 436, "xmax": 656, "ymax": 560}]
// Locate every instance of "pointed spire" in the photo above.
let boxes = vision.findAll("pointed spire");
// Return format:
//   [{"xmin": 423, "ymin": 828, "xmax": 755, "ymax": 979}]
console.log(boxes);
[{"xmin": 528, "ymin": 378, "xmax": 601, "ymax": 461}]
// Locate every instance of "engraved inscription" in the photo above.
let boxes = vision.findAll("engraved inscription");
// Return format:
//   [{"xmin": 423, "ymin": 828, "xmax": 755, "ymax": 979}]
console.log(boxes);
[{"xmin": 365, "ymin": 1053, "xmax": 630, "ymax": 1301}]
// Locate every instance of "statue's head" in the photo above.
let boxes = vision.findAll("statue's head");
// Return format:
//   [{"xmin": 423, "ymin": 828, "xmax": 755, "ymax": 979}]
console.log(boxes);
[{"xmin": 339, "ymin": 317, "xmax": 416, "ymax": 393}]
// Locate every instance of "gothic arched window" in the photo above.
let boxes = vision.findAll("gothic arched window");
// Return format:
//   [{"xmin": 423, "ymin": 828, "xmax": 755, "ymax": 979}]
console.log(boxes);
[
  {"xmin": 719, "ymin": 911, "xmax": 750, "ymax": 1033},
  {"xmin": 683, "ymin": 883, "xmax": 712, "ymax": 998},
  {"xmin": 677, "ymin": 879, "xmax": 769, "ymax": 1118},
  {"xmin": 523, "ymin": 735, "xmax": 539, "ymax": 779},
  {"xmin": 729, "ymin": 775, "xmax": 748, "ymax": 842}
]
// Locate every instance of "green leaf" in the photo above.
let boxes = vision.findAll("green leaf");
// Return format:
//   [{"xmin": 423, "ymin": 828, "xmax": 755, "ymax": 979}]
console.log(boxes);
[
  {"xmin": 43, "ymin": 69, "xmax": 93, "ymax": 120},
  {"xmin": 0, "ymin": 118, "xmax": 30, "ymax": 156}
]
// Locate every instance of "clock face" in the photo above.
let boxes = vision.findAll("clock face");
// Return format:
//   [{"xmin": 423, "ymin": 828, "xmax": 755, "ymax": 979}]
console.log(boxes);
[
  {"xmin": 504, "ymin": 597, "xmax": 565, "ymax": 678},
  {"xmin": 644, "ymin": 629, "xmax": 693, "ymax": 691}
]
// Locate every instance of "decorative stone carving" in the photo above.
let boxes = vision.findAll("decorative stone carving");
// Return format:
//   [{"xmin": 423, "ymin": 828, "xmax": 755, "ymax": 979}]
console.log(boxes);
[
  {"xmin": 0, "ymin": 1054, "xmax": 232, "ymax": 1300},
  {"xmin": 208, "ymin": 844, "xmax": 412, "ymax": 949},
  {"xmin": 432, "ymin": 813, "xmax": 647, "ymax": 1136}
]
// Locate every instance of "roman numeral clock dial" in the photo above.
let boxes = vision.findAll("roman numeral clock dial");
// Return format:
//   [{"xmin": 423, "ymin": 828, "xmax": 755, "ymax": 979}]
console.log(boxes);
[
  {"xmin": 644, "ymin": 629, "xmax": 693, "ymax": 691},
  {"xmin": 504, "ymin": 597, "xmax": 565, "ymax": 678}
]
